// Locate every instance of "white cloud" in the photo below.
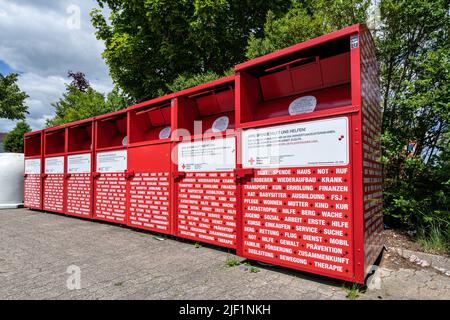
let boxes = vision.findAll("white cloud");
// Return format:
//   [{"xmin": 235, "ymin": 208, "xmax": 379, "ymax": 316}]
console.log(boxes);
[{"xmin": 0, "ymin": 0, "xmax": 113, "ymax": 131}]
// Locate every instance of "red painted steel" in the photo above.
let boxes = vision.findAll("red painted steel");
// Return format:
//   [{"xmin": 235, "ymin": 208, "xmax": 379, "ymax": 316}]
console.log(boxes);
[
  {"xmin": 66, "ymin": 118, "xmax": 95, "ymax": 218},
  {"xmin": 359, "ymin": 27, "xmax": 384, "ymax": 276},
  {"xmin": 235, "ymin": 23, "xmax": 383, "ymax": 283},
  {"xmin": 173, "ymin": 77, "xmax": 239, "ymax": 249},
  {"xmin": 43, "ymin": 126, "xmax": 66, "ymax": 214},
  {"xmin": 93, "ymin": 110, "xmax": 128, "ymax": 224},
  {"xmin": 22, "ymin": 24, "xmax": 382, "ymax": 284},
  {"xmin": 24, "ymin": 130, "xmax": 43, "ymax": 210},
  {"xmin": 127, "ymin": 96, "xmax": 174, "ymax": 234}
]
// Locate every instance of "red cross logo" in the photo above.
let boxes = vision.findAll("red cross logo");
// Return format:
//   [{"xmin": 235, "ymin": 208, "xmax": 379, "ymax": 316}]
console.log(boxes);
[{"xmin": 248, "ymin": 157, "xmax": 255, "ymax": 165}]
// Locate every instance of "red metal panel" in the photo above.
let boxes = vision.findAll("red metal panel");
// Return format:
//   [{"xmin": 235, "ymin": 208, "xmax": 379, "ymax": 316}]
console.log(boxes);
[
  {"xmin": 173, "ymin": 77, "xmax": 238, "ymax": 248},
  {"xmin": 94, "ymin": 172, "xmax": 127, "ymax": 223},
  {"xmin": 43, "ymin": 173, "xmax": 64, "ymax": 213},
  {"xmin": 235, "ymin": 24, "xmax": 381, "ymax": 283},
  {"xmin": 66, "ymin": 119, "xmax": 94, "ymax": 218},
  {"xmin": 359, "ymin": 27, "xmax": 384, "ymax": 276},
  {"xmin": 43, "ymin": 127, "xmax": 66, "ymax": 214},
  {"xmin": 66, "ymin": 173, "xmax": 92, "ymax": 217},
  {"xmin": 24, "ymin": 172, "xmax": 41, "ymax": 209},
  {"xmin": 24, "ymin": 131, "xmax": 43, "ymax": 210},
  {"xmin": 127, "ymin": 143, "xmax": 172, "ymax": 234},
  {"xmin": 239, "ymin": 116, "xmax": 355, "ymax": 281},
  {"xmin": 177, "ymin": 170, "xmax": 237, "ymax": 248},
  {"xmin": 93, "ymin": 110, "xmax": 128, "ymax": 224}
]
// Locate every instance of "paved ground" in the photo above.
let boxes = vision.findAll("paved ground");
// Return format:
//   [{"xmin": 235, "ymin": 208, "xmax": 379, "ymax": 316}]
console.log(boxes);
[{"xmin": 0, "ymin": 209, "xmax": 449, "ymax": 300}]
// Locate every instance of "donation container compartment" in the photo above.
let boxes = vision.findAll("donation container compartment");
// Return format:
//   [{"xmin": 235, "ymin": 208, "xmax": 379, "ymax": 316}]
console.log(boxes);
[
  {"xmin": 43, "ymin": 127, "xmax": 66, "ymax": 213},
  {"xmin": 93, "ymin": 110, "xmax": 128, "ymax": 224},
  {"xmin": 174, "ymin": 77, "xmax": 239, "ymax": 249},
  {"xmin": 66, "ymin": 119, "xmax": 94, "ymax": 218},
  {"xmin": 24, "ymin": 131, "xmax": 43, "ymax": 210},
  {"xmin": 127, "ymin": 96, "xmax": 174, "ymax": 234},
  {"xmin": 235, "ymin": 24, "xmax": 383, "ymax": 283}
]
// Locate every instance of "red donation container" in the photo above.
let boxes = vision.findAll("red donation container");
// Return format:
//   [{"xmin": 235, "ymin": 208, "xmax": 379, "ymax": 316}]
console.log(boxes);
[
  {"xmin": 66, "ymin": 118, "xmax": 94, "ymax": 218},
  {"xmin": 173, "ymin": 76, "xmax": 239, "ymax": 249},
  {"xmin": 126, "ymin": 96, "xmax": 175, "ymax": 234},
  {"xmin": 43, "ymin": 126, "xmax": 66, "ymax": 213},
  {"xmin": 235, "ymin": 24, "xmax": 383, "ymax": 283},
  {"xmin": 93, "ymin": 110, "xmax": 128, "ymax": 224},
  {"xmin": 24, "ymin": 130, "xmax": 43, "ymax": 210}
]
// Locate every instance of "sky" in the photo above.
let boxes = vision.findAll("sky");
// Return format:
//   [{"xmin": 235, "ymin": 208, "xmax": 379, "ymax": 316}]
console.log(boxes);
[{"xmin": 0, "ymin": 0, "xmax": 113, "ymax": 132}]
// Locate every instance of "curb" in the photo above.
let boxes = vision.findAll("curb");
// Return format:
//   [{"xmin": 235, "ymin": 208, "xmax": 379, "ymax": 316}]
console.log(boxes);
[{"xmin": 388, "ymin": 246, "xmax": 450, "ymax": 277}]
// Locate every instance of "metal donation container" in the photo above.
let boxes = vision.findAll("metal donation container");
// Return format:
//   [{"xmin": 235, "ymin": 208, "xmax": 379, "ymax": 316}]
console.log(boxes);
[
  {"xmin": 127, "ymin": 95, "xmax": 175, "ymax": 234},
  {"xmin": 43, "ymin": 126, "xmax": 66, "ymax": 213},
  {"xmin": 24, "ymin": 130, "xmax": 43, "ymax": 210},
  {"xmin": 66, "ymin": 118, "xmax": 94, "ymax": 218},
  {"xmin": 22, "ymin": 23, "xmax": 382, "ymax": 284},
  {"xmin": 235, "ymin": 24, "xmax": 383, "ymax": 283},
  {"xmin": 93, "ymin": 110, "xmax": 128, "ymax": 224},
  {"xmin": 173, "ymin": 76, "xmax": 239, "ymax": 249}
]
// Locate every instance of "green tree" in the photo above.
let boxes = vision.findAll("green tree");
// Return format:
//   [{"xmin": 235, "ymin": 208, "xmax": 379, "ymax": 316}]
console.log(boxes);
[
  {"xmin": 3, "ymin": 121, "xmax": 31, "ymax": 153},
  {"xmin": 246, "ymin": 0, "xmax": 370, "ymax": 59},
  {"xmin": 47, "ymin": 72, "xmax": 129, "ymax": 127},
  {"xmin": 0, "ymin": 73, "xmax": 28, "ymax": 120},
  {"xmin": 91, "ymin": 0, "xmax": 292, "ymax": 101},
  {"xmin": 167, "ymin": 68, "xmax": 234, "ymax": 93},
  {"xmin": 377, "ymin": 0, "xmax": 450, "ymax": 250}
]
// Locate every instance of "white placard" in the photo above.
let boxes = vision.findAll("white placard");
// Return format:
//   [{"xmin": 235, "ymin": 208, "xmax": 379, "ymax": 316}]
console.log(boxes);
[
  {"xmin": 25, "ymin": 159, "xmax": 41, "ymax": 174},
  {"xmin": 288, "ymin": 95, "xmax": 317, "ymax": 115},
  {"xmin": 178, "ymin": 137, "xmax": 236, "ymax": 172},
  {"xmin": 45, "ymin": 156, "xmax": 64, "ymax": 174},
  {"xmin": 242, "ymin": 117, "xmax": 349, "ymax": 168},
  {"xmin": 68, "ymin": 153, "xmax": 91, "ymax": 174},
  {"xmin": 96, "ymin": 150, "xmax": 127, "ymax": 173}
]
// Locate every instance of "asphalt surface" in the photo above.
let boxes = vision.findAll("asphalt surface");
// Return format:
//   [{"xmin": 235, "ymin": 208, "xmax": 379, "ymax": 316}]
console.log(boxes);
[{"xmin": 0, "ymin": 209, "xmax": 448, "ymax": 300}]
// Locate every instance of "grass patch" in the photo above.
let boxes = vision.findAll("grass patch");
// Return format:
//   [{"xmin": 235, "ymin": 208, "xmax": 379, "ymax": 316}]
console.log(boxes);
[
  {"xmin": 225, "ymin": 256, "xmax": 240, "ymax": 268},
  {"xmin": 194, "ymin": 242, "xmax": 201, "ymax": 249},
  {"xmin": 343, "ymin": 282, "xmax": 362, "ymax": 300},
  {"xmin": 242, "ymin": 262, "xmax": 260, "ymax": 273},
  {"xmin": 417, "ymin": 224, "xmax": 450, "ymax": 255}
]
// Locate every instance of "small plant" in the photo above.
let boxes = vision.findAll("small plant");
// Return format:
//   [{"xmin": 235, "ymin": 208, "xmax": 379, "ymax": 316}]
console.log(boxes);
[
  {"xmin": 343, "ymin": 282, "xmax": 362, "ymax": 300},
  {"xmin": 249, "ymin": 266, "xmax": 260, "ymax": 273},
  {"xmin": 242, "ymin": 261, "xmax": 260, "ymax": 273},
  {"xmin": 194, "ymin": 242, "xmax": 201, "ymax": 249},
  {"xmin": 225, "ymin": 256, "xmax": 240, "ymax": 268}
]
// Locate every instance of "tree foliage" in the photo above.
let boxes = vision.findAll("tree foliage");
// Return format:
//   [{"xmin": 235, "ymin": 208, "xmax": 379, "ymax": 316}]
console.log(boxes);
[
  {"xmin": 246, "ymin": 0, "xmax": 370, "ymax": 59},
  {"xmin": 91, "ymin": 0, "xmax": 292, "ymax": 101},
  {"xmin": 68, "ymin": 71, "xmax": 90, "ymax": 92},
  {"xmin": 3, "ymin": 121, "xmax": 31, "ymax": 153},
  {"xmin": 46, "ymin": 72, "xmax": 129, "ymax": 127},
  {"xmin": 0, "ymin": 73, "xmax": 29, "ymax": 120},
  {"xmin": 377, "ymin": 0, "xmax": 450, "ymax": 247}
]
